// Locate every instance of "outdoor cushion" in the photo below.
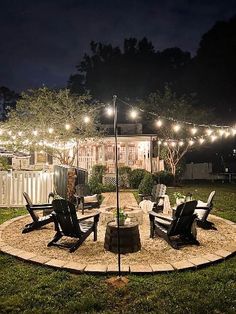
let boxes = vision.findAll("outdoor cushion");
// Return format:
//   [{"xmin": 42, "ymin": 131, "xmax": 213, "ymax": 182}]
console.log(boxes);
[{"xmin": 84, "ymin": 194, "xmax": 98, "ymax": 203}]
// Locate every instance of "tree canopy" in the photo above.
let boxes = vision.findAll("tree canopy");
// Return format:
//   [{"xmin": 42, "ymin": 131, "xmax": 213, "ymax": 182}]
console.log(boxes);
[
  {"xmin": 68, "ymin": 15, "xmax": 236, "ymax": 122},
  {"xmin": 0, "ymin": 87, "xmax": 101, "ymax": 165}
]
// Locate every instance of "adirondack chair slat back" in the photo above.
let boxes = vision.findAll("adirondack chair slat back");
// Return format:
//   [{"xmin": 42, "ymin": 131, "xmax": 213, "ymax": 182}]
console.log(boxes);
[
  {"xmin": 52, "ymin": 199, "xmax": 81, "ymax": 237},
  {"xmin": 168, "ymin": 200, "xmax": 197, "ymax": 236},
  {"xmin": 23, "ymin": 192, "xmax": 33, "ymax": 206},
  {"xmin": 154, "ymin": 184, "xmax": 166, "ymax": 200},
  {"xmin": 207, "ymin": 191, "xmax": 215, "ymax": 207},
  {"xmin": 23, "ymin": 192, "xmax": 40, "ymax": 222}
]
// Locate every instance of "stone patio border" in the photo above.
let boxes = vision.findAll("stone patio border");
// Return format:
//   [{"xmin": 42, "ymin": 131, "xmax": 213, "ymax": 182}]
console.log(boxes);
[{"xmin": 0, "ymin": 214, "xmax": 236, "ymax": 274}]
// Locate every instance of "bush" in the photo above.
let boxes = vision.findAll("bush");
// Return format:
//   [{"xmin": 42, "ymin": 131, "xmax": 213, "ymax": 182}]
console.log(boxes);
[
  {"xmin": 153, "ymin": 170, "xmax": 174, "ymax": 186},
  {"xmin": 102, "ymin": 184, "xmax": 116, "ymax": 192},
  {"xmin": 88, "ymin": 176, "xmax": 103, "ymax": 194},
  {"xmin": 129, "ymin": 169, "xmax": 149, "ymax": 188},
  {"xmin": 118, "ymin": 166, "xmax": 132, "ymax": 188},
  {"xmin": 91, "ymin": 164, "xmax": 107, "ymax": 183},
  {"xmin": 138, "ymin": 172, "xmax": 154, "ymax": 195}
]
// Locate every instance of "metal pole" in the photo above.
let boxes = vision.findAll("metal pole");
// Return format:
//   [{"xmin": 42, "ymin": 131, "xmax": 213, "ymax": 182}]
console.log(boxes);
[{"xmin": 113, "ymin": 94, "xmax": 121, "ymax": 277}]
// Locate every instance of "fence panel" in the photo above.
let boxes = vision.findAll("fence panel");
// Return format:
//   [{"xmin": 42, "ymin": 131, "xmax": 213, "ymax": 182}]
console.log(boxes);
[{"xmin": 0, "ymin": 171, "xmax": 54, "ymax": 207}]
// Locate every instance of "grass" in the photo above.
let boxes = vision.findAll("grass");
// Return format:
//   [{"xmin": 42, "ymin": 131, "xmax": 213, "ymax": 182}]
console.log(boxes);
[{"xmin": 0, "ymin": 184, "xmax": 236, "ymax": 313}]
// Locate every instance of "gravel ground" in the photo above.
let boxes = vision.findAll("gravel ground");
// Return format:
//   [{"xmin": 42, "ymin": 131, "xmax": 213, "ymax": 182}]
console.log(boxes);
[{"xmin": 2, "ymin": 210, "xmax": 236, "ymax": 265}]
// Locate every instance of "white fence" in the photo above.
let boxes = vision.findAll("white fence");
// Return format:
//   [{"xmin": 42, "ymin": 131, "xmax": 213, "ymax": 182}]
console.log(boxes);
[
  {"xmin": 78, "ymin": 156, "xmax": 94, "ymax": 174},
  {"xmin": 0, "ymin": 171, "xmax": 54, "ymax": 207}
]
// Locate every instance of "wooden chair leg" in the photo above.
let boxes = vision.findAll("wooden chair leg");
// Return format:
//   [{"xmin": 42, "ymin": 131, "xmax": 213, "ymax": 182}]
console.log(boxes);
[{"xmin": 47, "ymin": 232, "xmax": 62, "ymax": 247}]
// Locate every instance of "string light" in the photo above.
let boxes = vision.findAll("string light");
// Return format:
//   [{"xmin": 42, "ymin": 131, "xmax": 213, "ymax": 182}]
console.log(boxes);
[
  {"xmin": 219, "ymin": 129, "xmax": 225, "ymax": 136},
  {"xmin": 156, "ymin": 119, "xmax": 163, "ymax": 127},
  {"xmin": 171, "ymin": 141, "xmax": 176, "ymax": 147},
  {"xmin": 199, "ymin": 138, "xmax": 205, "ymax": 144},
  {"xmin": 232, "ymin": 128, "xmax": 236, "ymax": 136},
  {"xmin": 206, "ymin": 129, "xmax": 213, "ymax": 136},
  {"xmin": 0, "ymin": 129, "xmax": 3, "ymax": 135},
  {"xmin": 130, "ymin": 109, "xmax": 138, "ymax": 119},
  {"xmin": 158, "ymin": 140, "xmax": 162, "ymax": 145},
  {"xmin": 18, "ymin": 131, "xmax": 23, "ymax": 136},
  {"xmin": 84, "ymin": 116, "xmax": 90, "ymax": 123},
  {"xmin": 225, "ymin": 131, "xmax": 230, "ymax": 138},
  {"xmin": 106, "ymin": 107, "xmax": 114, "ymax": 116},
  {"xmin": 191, "ymin": 127, "xmax": 198, "ymax": 135},
  {"xmin": 48, "ymin": 128, "xmax": 53, "ymax": 134},
  {"xmin": 65, "ymin": 123, "xmax": 71, "ymax": 130},
  {"xmin": 211, "ymin": 135, "xmax": 217, "ymax": 142},
  {"xmin": 8, "ymin": 131, "xmax": 12, "ymax": 136},
  {"xmin": 189, "ymin": 140, "xmax": 194, "ymax": 146},
  {"xmin": 173, "ymin": 124, "xmax": 181, "ymax": 132},
  {"xmin": 163, "ymin": 141, "xmax": 168, "ymax": 146},
  {"xmin": 178, "ymin": 141, "xmax": 184, "ymax": 146},
  {"xmin": 32, "ymin": 130, "xmax": 38, "ymax": 136}
]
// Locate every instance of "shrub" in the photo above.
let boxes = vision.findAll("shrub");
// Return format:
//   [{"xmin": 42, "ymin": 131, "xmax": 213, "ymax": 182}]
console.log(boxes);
[
  {"xmin": 91, "ymin": 164, "xmax": 107, "ymax": 183},
  {"xmin": 0, "ymin": 157, "xmax": 11, "ymax": 170},
  {"xmin": 102, "ymin": 184, "xmax": 116, "ymax": 192},
  {"xmin": 118, "ymin": 166, "xmax": 132, "ymax": 188},
  {"xmin": 153, "ymin": 170, "xmax": 174, "ymax": 186},
  {"xmin": 138, "ymin": 172, "xmax": 154, "ymax": 195},
  {"xmin": 88, "ymin": 176, "xmax": 103, "ymax": 194},
  {"xmin": 129, "ymin": 169, "xmax": 149, "ymax": 188}
]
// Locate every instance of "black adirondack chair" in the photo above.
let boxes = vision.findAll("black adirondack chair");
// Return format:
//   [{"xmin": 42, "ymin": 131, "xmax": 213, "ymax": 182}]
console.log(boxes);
[
  {"xmin": 48, "ymin": 199, "xmax": 100, "ymax": 252},
  {"xmin": 22, "ymin": 192, "xmax": 54, "ymax": 233},
  {"xmin": 194, "ymin": 191, "xmax": 216, "ymax": 229},
  {"xmin": 149, "ymin": 200, "xmax": 199, "ymax": 249}
]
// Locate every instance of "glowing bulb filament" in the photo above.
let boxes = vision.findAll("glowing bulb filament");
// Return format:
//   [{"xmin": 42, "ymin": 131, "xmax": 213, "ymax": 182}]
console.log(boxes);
[
  {"xmin": 173, "ymin": 124, "xmax": 181, "ymax": 132},
  {"xmin": 156, "ymin": 119, "xmax": 163, "ymax": 127}
]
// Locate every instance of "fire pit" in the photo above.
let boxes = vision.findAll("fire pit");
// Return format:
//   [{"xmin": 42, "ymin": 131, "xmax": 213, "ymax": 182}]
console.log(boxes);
[{"xmin": 100, "ymin": 206, "xmax": 143, "ymax": 225}]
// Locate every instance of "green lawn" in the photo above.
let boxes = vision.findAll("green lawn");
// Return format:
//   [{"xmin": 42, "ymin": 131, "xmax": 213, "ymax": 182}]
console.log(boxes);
[{"xmin": 0, "ymin": 184, "xmax": 236, "ymax": 313}]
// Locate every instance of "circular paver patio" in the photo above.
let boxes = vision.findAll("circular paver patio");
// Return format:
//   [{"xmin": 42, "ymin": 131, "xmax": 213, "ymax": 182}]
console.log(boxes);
[{"xmin": 0, "ymin": 211, "xmax": 236, "ymax": 274}]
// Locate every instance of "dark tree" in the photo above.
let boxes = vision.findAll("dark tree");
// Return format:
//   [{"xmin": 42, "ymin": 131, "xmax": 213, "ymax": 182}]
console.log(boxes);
[
  {"xmin": 191, "ymin": 15, "xmax": 236, "ymax": 121},
  {"xmin": 68, "ymin": 38, "xmax": 191, "ymax": 101},
  {"xmin": 0, "ymin": 86, "xmax": 19, "ymax": 121}
]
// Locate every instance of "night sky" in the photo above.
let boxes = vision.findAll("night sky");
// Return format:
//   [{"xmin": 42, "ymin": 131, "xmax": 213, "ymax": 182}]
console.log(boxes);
[{"xmin": 1, "ymin": 0, "xmax": 236, "ymax": 92}]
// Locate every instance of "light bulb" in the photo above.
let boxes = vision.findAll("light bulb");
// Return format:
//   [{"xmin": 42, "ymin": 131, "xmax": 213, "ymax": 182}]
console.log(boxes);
[
  {"xmin": 173, "ymin": 124, "xmax": 181, "ymax": 132},
  {"xmin": 158, "ymin": 140, "xmax": 162, "ymax": 145},
  {"xmin": 199, "ymin": 138, "xmax": 205, "ymax": 145},
  {"xmin": 219, "ymin": 129, "xmax": 225, "ymax": 136},
  {"xmin": 231, "ymin": 128, "xmax": 236, "ymax": 136},
  {"xmin": 32, "ymin": 130, "xmax": 38, "ymax": 136},
  {"xmin": 84, "ymin": 116, "xmax": 90, "ymax": 123},
  {"xmin": 211, "ymin": 135, "xmax": 217, "ymax": 142},
  {"xmin": 225, "ymin": 131, "xmax": 230, "ymax": 138},
  {"xmin": 18, "ymin": 131, "xmax": 23, "ymax": 136},
  {"xmin": 106, "ymin": 107, "xmax": 114, "ymax": 116},
  {"xmin": 48, "ymin": 128, "xmax": 53, "ymax": 134},
  {"xmin": 178, "ymin": 141, "xmax": 184, "ymax": 146},
  {"xmin": 130, "ymin": 109, "xmax": 138, "ymax": 119},
  {"xmin": 191, "ymin": 127, "xmax": 197, "ymax": 135},
  {"xmin": 65, "ymin": 124, "xmax": 71, "ymax": 130},
  {"xmin": 206, "ymin": 129, "xmax": 213, "ymax": 136},
  {"xmin": 163, "ymin": 142, "xmax": 168, "ymax": 146},
  {"xmin": 189, "ymin": 140, "xmax": 194, "ymax": 146},
  {"xmin": 156, "ymin": 119, "xmax": 163, "ymax": 127}
]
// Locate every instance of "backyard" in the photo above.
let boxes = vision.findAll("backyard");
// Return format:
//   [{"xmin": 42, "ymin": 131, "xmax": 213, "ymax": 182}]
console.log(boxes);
[{"xmin": 0, "ymin": 183, "xmax": 235, "ymax": 313}]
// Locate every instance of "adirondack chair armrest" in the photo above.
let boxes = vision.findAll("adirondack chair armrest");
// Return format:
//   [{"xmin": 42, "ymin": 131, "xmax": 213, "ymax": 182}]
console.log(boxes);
[
  {"xmin": 78, "ymin": 212, "xmax": 100, "ymax": 222},
  {"xmin": 138, "ymin": 193, "xmax": 151, "ymax": 197},
  {"xmin": 149, "ymin": 210, "xmax": 173, "ymax": 221},
  {"xmin": 29, "ymin": 204, "xmax": 53, "ymax": 210}
]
